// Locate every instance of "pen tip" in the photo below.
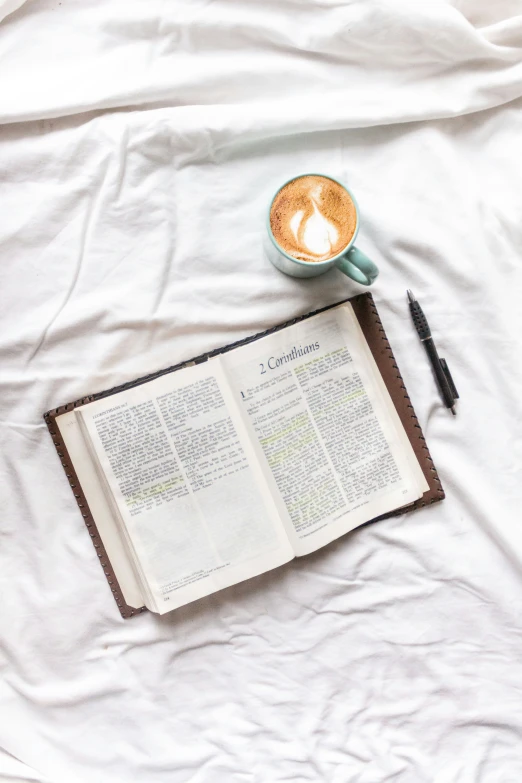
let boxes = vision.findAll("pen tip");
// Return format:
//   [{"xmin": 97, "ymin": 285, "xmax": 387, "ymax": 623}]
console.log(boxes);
[
  {"xmin": 407, "ymin": 289, "xmax": 416, "ymax": 303},
  {"xmin": 451, "ymin": 406, "xmax": 456, "ymax": 416}
]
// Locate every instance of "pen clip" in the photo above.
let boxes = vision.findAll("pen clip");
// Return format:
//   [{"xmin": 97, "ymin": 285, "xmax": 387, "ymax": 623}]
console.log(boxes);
[{"xmin": 440, "ymin": 358, "xmax": 459, "ymax": 400}]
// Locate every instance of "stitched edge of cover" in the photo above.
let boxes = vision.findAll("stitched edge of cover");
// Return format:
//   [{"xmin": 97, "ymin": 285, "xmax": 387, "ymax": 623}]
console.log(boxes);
[
  {"xmin": 365, "ymin": 294, "xmax": 445, "ymax": 510},
  {"xmin": 44, "ymin": 402, "xmax": 146, "ymax": 619}
]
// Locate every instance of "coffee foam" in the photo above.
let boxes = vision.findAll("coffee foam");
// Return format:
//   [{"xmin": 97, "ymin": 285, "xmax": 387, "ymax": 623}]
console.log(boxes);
[{"xmin": 270, "ymin": 175, "xmax": 357, "ymax": 262}]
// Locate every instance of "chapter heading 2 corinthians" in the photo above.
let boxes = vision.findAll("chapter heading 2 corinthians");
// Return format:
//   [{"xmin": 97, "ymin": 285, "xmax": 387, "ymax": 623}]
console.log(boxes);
[{"xmin": 262, "ymin": 341, "xmax": 320, "ymax": 373}]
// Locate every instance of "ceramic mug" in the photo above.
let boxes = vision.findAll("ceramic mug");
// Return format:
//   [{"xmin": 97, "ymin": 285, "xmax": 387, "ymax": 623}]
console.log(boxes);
[{"xmin": 265, "ymin": 173, "xmax": 379, "ymax": 285}]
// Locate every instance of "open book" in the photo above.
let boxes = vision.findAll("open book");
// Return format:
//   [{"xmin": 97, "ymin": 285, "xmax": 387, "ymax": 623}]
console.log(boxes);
[{"xmin": 45, "ymin": 295, "xmax": 443, "ymax": 617}]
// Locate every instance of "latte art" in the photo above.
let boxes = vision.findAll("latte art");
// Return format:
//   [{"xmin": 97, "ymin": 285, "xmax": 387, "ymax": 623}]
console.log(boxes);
[{"xmin": 270, "ymin": 175, "xmax": 357, "ymax": 262}]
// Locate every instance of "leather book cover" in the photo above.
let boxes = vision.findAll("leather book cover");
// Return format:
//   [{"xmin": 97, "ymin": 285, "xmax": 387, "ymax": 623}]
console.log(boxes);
[{"xmin": 44, "ymin": 293, "xmax": 444, "ymax": 618}]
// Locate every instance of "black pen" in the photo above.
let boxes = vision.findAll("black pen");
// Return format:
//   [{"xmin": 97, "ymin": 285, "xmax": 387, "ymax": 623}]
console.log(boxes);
[{"xmin": 407, "ymin": 290, "xmax": 459, "ymax": 415}]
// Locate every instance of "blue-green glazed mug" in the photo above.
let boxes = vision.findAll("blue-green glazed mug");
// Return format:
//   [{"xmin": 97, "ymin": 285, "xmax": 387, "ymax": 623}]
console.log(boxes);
[{"xmin": 265, "ymin": 173, "xmax": 379, "ymax": 286}]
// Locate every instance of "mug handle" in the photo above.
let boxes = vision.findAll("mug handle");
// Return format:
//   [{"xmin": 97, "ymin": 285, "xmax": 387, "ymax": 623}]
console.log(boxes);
[{"xmin": 335, "ymin": 246, "xmax": 379, "ymax": 286}]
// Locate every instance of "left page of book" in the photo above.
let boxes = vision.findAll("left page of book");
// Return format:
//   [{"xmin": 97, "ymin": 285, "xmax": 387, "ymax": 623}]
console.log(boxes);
[{"xmin": 75, "ymin": 358, "xmax": 294, "ymax": 614}]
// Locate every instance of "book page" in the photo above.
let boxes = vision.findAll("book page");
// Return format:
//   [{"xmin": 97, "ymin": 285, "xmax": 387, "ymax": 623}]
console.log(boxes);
[
  {"xmin": 221, "ymin": 303, "xmax": 428, "ymax": 556},
  {"xmin": 56, "ymin": 410, "xmax": 145, "ymax": 610},
  {"xmin": 76, "ymin": 359, "xmax": 294, "ymax": 613}
]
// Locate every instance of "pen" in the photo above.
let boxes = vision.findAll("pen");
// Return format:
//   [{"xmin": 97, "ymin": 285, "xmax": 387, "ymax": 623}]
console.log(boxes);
[{"xmin": 407, "ymin": 290, "xmax": 459, "ymax": 416}]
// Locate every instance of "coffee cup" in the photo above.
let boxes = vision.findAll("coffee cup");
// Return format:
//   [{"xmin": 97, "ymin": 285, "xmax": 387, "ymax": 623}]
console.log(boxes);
[{"xmin": 265, "ymin": 173, "xmax": 379, "ymax": 285}]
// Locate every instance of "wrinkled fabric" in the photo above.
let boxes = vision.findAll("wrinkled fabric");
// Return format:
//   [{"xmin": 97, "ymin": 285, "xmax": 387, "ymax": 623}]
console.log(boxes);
[
  {"xmin": 0, "ymin": 0, "xmax": 25, "ymax": 25},
  {"xmin": 1, "ymin": 1, "xmax": 522, "ymax": 782}
]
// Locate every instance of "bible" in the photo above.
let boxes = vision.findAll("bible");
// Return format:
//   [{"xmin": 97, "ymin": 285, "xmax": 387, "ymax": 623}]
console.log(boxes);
[{"xmin": 44, "ymin": 294, "xmax": 443, "ymax": 617}]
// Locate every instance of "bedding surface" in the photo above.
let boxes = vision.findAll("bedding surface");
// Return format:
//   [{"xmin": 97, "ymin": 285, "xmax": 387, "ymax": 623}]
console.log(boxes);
[{"xmin": 1, "ymin": 1, "xmax": 522, "ymax": 781}]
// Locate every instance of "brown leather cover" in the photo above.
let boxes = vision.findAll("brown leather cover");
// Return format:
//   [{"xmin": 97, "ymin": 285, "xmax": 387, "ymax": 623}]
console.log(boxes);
[{"xmin": 44, "ymin": 293, "xmax": 444, "ymax": 618}]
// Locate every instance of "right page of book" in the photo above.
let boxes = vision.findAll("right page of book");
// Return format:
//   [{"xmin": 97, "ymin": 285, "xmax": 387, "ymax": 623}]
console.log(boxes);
[{"xmin": 220, "ymin": 302, "xmax": 429, "ymax": 557}]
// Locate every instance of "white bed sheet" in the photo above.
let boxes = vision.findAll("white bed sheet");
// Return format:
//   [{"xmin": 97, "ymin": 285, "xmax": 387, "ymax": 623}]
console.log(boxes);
[{"xmin": 1, "ymin": 1, "xmax": 522, "ymax": 781}]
